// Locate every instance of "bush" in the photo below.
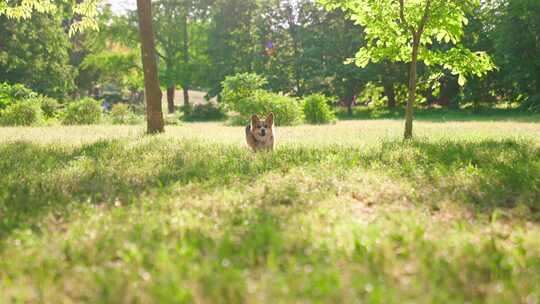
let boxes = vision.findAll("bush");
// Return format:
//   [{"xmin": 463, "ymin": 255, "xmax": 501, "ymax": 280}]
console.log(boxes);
[
  {"xmin": 110, "ymin": 103, "xmax": 141, "ymax": 125},
  {"xmin": 0, "ymin": 83, "xmax": 60, "ymax": 119},
  {"xmin": 62, "ymin": 98, "xmax": 102, "ymax": 125},
  {"xmin": 222, "ymin": 73, "xmax": 303, "ymax": 126},
  {"xmin": 521, "ymin": 94, "xmax": 540, "ymax": 112},
  {"xmin": 222, "ymin": 73, "xmax": 267, "ymax": 103},
  {"xmin": 227, "ymin": 91, "xmax": 303, "ymax": 126},
  {"xmin": 0, "ymin": 99, "xmax": 43, "ymax": 126},
  {"xmin": 181, "ymin": 103, "xmax": 226, "ymax": 121},
  {"xmin": 39, "ymin": 96, "xmax": 60, "ymax": 118},
  {"xmin": 303, "ymin": 94, "xmax": 336, "ymax": 124},
  {"xmin": 0, "ymin": 83, "xmax": 38, "ymax": 110}
]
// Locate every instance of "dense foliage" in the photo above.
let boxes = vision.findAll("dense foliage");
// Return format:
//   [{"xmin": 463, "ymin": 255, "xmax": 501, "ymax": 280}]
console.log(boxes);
[
  {"xmin": 39, "ymin": 96, "xmax": 60, "ymax": 118},
  {"xmin": 0, "ymin": 83, "xmax": 38, "ymax": 110},
  {"xmin": 0, "ymin": 99, "xmax": 43, "ymax": 126},
  {"xmin": 303, "ymin": 94, "xmax": 336, "ymax": 124},
  {"xmin": 181, "ymin": 104, "xmax": 226, "ymax": 121},
  {"xmin": 493, "ymin": 0, "xmax": 540, "ymax": 110},
  {"xmin": 0, "ymin": 7, "xmax": 76, "ymax": 99},
  {"xmin": 62, "ymin": 97, "xmax": 102, "ymax": 125},
  {"xmin": 110, "ymin": 103, "xmax": 140, "ymax": 125},
  {"xmin": 0, "ymin": 0, "xmax": 538, "ymax": 116},
  {"xmin": 222, "ymin": 73, "xmax": 303, "ymax": 125}
]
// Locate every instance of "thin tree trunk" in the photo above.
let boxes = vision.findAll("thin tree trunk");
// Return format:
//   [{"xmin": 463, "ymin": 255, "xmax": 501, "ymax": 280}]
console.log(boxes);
[
  {"xmin": 384, "ymin": 84, "xmax": 396, "ymax": 109},
  {"xmin": 404, "ymin": 35, "xmax": 420, "ymax": 139},
  {"xmin": 288, "ymin": 13, "xmax": 303, "ymax": 96},
  {"xmin": 402, "ymin": 0, "xmax": 430, "ymax": 140},
  {"xmin": 167, "ymin": 85, "xmax": 175, "ymax": 113},
  {"xmin": 344, "ymin": 84, "xmax": 355, "ymax": 116},
  {"xmin": 181, "ymin": 11, "xmax": 190, "ymax": 106},
  {"xmin": 137, "ymin": 0, "xmax": 164, "ymax": 133},
  {"xmin": 426, "ymin": 85, "xmax": 435, "ymax": 107},
  {"xmin": 183, "ymin": 88, "xmax": 189, "ymax": 106}
]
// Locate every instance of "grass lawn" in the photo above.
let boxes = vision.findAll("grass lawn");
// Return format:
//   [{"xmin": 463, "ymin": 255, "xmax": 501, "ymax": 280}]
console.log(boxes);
[
  {"xmin": 1, "ymin": 120, "xmax": 540, "ymax": 303},
  {"xmin": 336, "ymin": 107, "xmax": 540, "ymax": 123}
]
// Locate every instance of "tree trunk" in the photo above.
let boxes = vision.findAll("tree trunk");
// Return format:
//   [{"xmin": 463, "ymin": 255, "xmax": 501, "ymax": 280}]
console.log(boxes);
[
  {"xmin": 384, "ymin": 84, "xmax": 396, "ymax": 109},
  {"xmin": 183, "ymin": 88, "xmax": 189, "ymax": 106},
  {"xmin": 346, "ymin": 96, "xmax": 353, "ymax": 116},
  {"xmin": 181, "ymin": 10, "xmax": 190, "ymax": 106},
  {"xmin": 137, "ymin": 0, "xmax": 164, "ymax": 133},
  {"xmin": 167, "ymin": 85, "xmax": 175, "ymax": 113},
  {"xmin": 426, "ymin": 85, "xmax": 435, "ymax": 107},
  {"xmin": 344, "ymin": 85, "xmax": 355, "ymax": 116},
  {"xmin": 404, "ymin": 35, "xmax": 420, "ymax": 140},
  {"xmin": 288, "ymin": 15, "xmax": 303, "ymax": 96}
]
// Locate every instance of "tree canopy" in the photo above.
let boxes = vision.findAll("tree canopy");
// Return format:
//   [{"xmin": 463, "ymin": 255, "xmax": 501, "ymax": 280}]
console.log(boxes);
[
  {"xmin": 0, "ymin": 0, "xmax": 100, "ymax": 36},
  {"xmin": 320, "ymin": 0, "xmax": 496, "ymax": 138},
  {"xmin": 0, "ymin": 0, "xmax": 537, "ymax": 116}
]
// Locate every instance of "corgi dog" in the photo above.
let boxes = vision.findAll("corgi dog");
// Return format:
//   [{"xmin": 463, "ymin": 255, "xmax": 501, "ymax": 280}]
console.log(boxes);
[{"xmin": 245, "ymin": 113, "xmax": 275, "ymax": 151}]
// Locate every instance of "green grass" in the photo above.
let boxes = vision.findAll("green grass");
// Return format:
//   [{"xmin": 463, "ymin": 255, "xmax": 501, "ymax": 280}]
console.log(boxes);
[
  {"xmin": 1, "ymin": 120, "xmax": 540, "ymax": 303},
  {"xmin": 337, "ymin": 107, "xmax": 540, "ymax": 123}
]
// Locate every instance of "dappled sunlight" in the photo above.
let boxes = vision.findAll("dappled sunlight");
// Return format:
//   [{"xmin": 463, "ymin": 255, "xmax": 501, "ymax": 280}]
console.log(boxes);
[
  {"xmin": 2, "ymin": 120, "xmax": 539, "ymax": 147},
  {"xmin": 1, "ymin": 144, "xmax": 539, "ymax": 302},
  {"xmin": 2, "ymin": 0, "xmax": 539, "ymax": 301}
]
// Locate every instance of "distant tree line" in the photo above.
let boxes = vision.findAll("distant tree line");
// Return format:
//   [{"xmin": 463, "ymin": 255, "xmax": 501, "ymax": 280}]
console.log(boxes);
[{"xmin": 0, "ymin": 0, "xmax": 538, "ymax": 112}]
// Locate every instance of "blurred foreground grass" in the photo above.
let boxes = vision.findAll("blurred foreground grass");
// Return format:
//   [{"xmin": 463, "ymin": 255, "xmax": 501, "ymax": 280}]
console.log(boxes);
[{"xmin": 1, "ymin": 120, "xmax": 539, "ymax": 303}]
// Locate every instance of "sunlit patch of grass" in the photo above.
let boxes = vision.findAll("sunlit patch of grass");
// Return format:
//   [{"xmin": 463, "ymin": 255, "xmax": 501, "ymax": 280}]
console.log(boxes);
[
  {"xmin": 1, "ymin": 120, "xmax": 540, "ymax": 303},
  {"xmin": 337, "ymin": 107, "xmax": 540, "ymax": 123},
  {"xmin": 1, "ymin": 120, "xmax": 539, "ymax": 146}
]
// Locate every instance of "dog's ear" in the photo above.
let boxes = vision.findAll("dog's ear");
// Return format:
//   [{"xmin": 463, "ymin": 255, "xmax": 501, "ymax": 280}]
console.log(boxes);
[
  {"xmin": 265, "ymin": 112, "xmax": 274, "ymax": 126},
  {"xmin": 251, "ymin": 114, "xmax": 260, "ymax": 126}
]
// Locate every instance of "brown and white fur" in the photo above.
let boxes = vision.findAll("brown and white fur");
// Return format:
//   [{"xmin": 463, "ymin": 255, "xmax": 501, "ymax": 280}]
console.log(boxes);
[{"xmin": 245, "ymin": 113, "xmax": 275, "ymax": 151}]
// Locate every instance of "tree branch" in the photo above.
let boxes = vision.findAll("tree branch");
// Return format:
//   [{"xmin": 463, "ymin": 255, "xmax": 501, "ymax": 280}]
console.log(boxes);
[
  {"xmin": 398, "ymin": 0, "xmax": 407, "ymax": 25},
  {"xmin": 416, "ymin": 0, "xmax": 431, "ymax": 37},
  {"xmin": 155, "ymin": 49, "xmax": 166, "ymax": 60},
  {"xmin": 154, "ymin": 33, "xmax": 167, "ymax": 49},
  {"xmin": 398, "ymin": 0, "xmax": 414, "ymax": 34}
]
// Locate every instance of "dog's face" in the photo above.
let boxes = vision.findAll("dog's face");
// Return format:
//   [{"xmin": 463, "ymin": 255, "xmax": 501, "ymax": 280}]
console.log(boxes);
[{"xmin": 250, "ymin": 113, "xmax": 274, "ymax": 142}]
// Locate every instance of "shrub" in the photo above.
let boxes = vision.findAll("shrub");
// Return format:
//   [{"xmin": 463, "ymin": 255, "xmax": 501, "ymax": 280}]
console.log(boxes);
[
  {"xmin": 181, "ymin": 103, "xmax": 226, "ymax": 121},
  {"xmin": 110, "ymin": 103, "xmax": 141, "ymax": 125},
  {"xmin": 227, "ymin": 91, "xmax": 303, "ymax": 126},
  {"xmin": 0, "ymin": 99, "xmax": 43, "ymax": 126},
  {"xmin": 303, "ymin": 94, "xmax": 336, "ymax": 124},
  {"xmin": 39, "ymin": 96, "xmax": 60, "ymax": 118},
  {"xmin": 222, "ymin": 73, "xmax": 303, "ymax": 126},
  {"xmin": 62, "ymin": 98, "xmax": 102, "ymax": 125},
  {"xmin": 0, "ymin": 83, "xmax": 60, "ymax": 119},
  {"xmin": 0, "ymin": 83, "xmax": 38, "ymax": 110},
  {"xmin": 222, "ymin": 73, "xmax": 267, "ymax": 103},
  {"xmin": 521, "ymin": 94, "xmax": 540, "ymax": 112}
]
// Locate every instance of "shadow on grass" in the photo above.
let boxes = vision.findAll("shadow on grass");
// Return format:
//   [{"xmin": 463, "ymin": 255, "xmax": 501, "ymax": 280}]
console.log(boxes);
[
  {"xmin": 1, "ymin": 136, "xmax": 539, "ymax": 239},
  {"xmin": 369, "ymin": 139, "xmax": 540, "ymax": 215},
  {"xmin": 336, "ymin": 107, "xmax": 540, "ymax": 123},
  {"xmin": 0, "ymin": 139, "xmax": 356, "ymax": 238}
]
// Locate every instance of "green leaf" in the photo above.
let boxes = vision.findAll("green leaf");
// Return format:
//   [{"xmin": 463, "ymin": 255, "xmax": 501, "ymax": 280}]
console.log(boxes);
[
  {"xmin": 436, "ymin": 32, "xmax": 446, "ymax": 42},
  {"xmin": 458, "ymin": 74, "xmax": 466, "ymax": 86},
  {"xmin": 444, "ymin": 34, "xmax": 451, "ymax": 44}
]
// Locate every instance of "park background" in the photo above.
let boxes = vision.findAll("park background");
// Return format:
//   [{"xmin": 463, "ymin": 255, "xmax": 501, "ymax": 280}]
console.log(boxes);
[{"xmin": 1, "ymin": 0, "xmax": 540, "ymax": 303}]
